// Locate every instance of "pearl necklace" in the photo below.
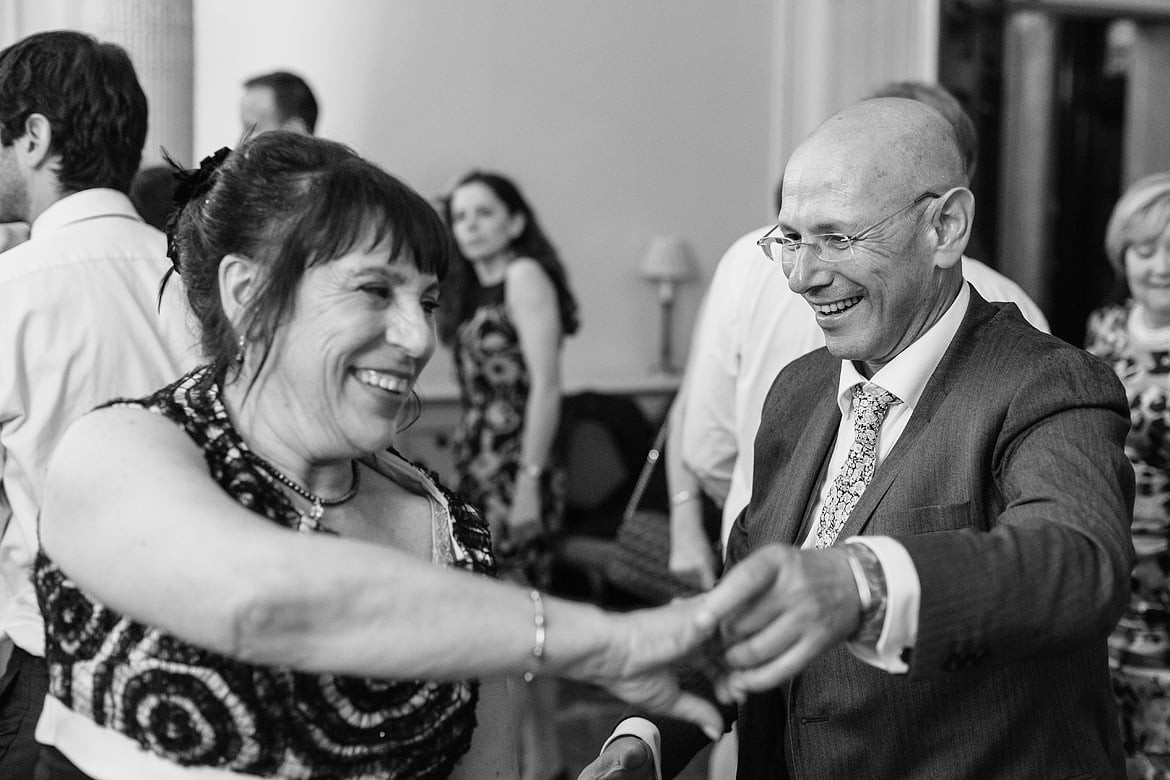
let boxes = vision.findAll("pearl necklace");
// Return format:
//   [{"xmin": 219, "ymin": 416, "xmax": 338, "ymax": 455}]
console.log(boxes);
[
  {"xmin": 249, "ymin": 455, "xmax": 361, "ymax": 522},
  {"xmin": 1129, "ymin": 305, "xmax": 1170, "ymax": 347}
]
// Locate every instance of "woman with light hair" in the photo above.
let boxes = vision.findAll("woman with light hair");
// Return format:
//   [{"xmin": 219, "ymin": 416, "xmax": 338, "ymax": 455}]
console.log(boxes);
[{"xmin": 1086, "ymin": 171, "xmax": 1170, "ymax": 779}]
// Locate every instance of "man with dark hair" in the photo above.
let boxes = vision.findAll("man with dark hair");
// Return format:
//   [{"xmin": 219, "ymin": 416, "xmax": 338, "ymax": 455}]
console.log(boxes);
[
  {"xmin": 241, "ymin": 70, "xmax": 319, "ymax": 136},
  {"xmin": 0, "ymin": 30, "xmax": 196, "ymax": 776}
]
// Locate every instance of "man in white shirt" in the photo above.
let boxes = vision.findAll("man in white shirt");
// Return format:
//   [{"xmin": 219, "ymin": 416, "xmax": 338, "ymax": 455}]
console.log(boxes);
[
  {"xmin": 585, "ymin": 98, "xmax": 1131, "ymax": 779},
  {"xmin": 0, "ymin": 31, "xmax": 197, "ymax": 777}
]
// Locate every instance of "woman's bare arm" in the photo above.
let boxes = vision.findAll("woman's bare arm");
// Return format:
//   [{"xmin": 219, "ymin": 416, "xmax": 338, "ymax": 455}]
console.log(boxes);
[{"xmin": 39, "ymin": 405, "xmax": 754, "ymax": 743}]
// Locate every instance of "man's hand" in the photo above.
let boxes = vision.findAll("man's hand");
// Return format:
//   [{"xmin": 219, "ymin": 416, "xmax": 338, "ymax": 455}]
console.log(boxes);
[
  {"xmin": 589, "ymin": 568, "xmax": 775, "ymax": 739},
  {"xmin": 577, "ymin": 736, "xmax": 655, "ymax": 780},
  {"xmin": 668, "ymin": 501, "xmax": 718, "ymax": 591},
  {"xmin": 717, "ymin": 544, "xmax": 862, "ymax": 696}
]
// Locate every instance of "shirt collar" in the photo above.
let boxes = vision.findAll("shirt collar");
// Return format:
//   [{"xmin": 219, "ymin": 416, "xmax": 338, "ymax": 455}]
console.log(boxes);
[
  {"xmin": 836, "ymin": 282, "xmax": 971, "ymax": 415},
  {"xmin": 29, "ymin": 188, "xmax": 143, "ymax": 239}
]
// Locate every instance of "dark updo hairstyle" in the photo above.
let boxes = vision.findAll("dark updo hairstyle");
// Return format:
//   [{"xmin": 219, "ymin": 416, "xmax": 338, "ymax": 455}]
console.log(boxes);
[
  {"xmin": 437, "ymin": 171, "xmax": 579, "ymax": 344},
  {"xmin": 169, "ymin": 131, "xmax": 451, "ymax": 384}
]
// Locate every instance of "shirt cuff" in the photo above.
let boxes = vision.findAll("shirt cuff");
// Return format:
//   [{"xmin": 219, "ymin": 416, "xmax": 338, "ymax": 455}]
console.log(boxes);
[
  {"xmin": 842, "ymin": 535, "xmax": 920, "ymax": 673},
  {"xmin": 601, "ymin": 718, "xmax": 662, "ymax": 780}
]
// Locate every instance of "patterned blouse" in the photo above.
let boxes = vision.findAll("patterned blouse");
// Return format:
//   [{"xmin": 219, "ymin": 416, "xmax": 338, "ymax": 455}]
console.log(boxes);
[
  {"xmin": 34, "ymin": 366, "xmax": 496, "ymax": 779},
  {"xmin": 1086, "ymin": 303, "xmax": 1170, "ymax": 762}
]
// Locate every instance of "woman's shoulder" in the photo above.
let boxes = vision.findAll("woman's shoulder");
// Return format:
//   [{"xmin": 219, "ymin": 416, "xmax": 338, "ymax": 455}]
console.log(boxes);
[
  {"xmin": 505, "ymin": 256, "xmax": 554, "ymax": 284},
  {"xmin": 78, "ymin": 366, "xmax": 224, "ymax": 456},
  {"xmin": 504, "ymin": 256, "xmax": 557, "ymax": 301},
  {"xmin": 371, "ymin": 449, "xmax": 497, "ymax": 576}
]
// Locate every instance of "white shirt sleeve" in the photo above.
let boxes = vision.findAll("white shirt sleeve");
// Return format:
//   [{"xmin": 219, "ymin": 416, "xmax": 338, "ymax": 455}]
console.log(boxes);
[
  {"xmin": 679, "ymin": 248, "xmax": 751, "ymax": 504},
  {"xmin": 843, "ymin": 535, "xmax": 921, "ymax": 673},
  {"xmin": 600, "ymin": 718, "xmax": 663, "ymax": 780}
]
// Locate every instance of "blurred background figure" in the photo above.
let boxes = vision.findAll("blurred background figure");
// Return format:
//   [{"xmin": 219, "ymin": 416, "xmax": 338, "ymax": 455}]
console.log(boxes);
[
  {"xmin": 441, "ymin": 170, "xmax": 580, "ymax": 780},
  {"xmin": 1085, "ymin": 171, "xmax": 1170, "ymax": 780},
  {"xmin": 128, "ymin": 164, "xmax": 176, "ymax": 232},
  {"xmin": 240, "ymin": 70, "xmax": 318, "ymax": 136},
  {"xmin": 0, "ymin": 29, "xmax": 197, "ymax": 779}
]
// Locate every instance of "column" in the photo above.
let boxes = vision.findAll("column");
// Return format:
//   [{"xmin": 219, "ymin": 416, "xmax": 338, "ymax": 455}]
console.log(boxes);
[
  {"xmin": 1124, "ymin": 23, "xmax": 1170, "ymax": 185},
  {"xmin": 767, "ymin": 0, "xmax": 939, "ymax": 204},
  {"xmin": 2, "ymin": 0, "xmax": 194, "ymax": 167},
  {"xmin": 996, "ymin": 10, "xmax": 1058, "ymax": 312}
]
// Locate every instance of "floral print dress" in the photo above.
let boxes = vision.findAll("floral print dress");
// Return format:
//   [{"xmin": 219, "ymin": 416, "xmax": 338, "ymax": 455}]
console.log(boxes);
[
  {"xmin": 453, "ymin": 281, "xmax": 565, "ymax": 584},
  {"xmin": 1088, "ymin": 302, "xmax": 1170, "ymax": 777}
]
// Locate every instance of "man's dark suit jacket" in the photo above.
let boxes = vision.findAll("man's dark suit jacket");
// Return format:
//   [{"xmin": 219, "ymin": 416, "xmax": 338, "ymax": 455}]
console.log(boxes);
[{"xmin": 660, "ymin": 291, "xmax": 1135, "ymax": 779}]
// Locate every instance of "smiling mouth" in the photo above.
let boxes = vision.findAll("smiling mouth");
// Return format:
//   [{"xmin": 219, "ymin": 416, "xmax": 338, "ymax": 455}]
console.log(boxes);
[
  {"xmin": 813, "ymin": 296, "xmax": 862, "ymax": 316},
  {"xmin": 354, "ymin": 368, "xmax": 411, "ymax": 394}
]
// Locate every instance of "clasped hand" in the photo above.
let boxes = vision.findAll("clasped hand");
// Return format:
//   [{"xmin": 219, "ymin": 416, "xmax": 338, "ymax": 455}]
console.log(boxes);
[{"xmin": 580, "ymin": 544, "xmax": 863, "ymax": 779}]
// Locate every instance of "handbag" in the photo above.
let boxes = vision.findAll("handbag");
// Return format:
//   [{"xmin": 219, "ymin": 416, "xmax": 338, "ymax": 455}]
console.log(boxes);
[{"xmin": 607, "ymin": 422, "xmax": 719, "ymax": 605}]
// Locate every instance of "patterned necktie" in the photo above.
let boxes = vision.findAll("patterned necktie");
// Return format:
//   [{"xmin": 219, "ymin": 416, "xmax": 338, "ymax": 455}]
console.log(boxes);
[{"xmin": 815, "ymin": 384, "xmax": 901, "ymax": 549}]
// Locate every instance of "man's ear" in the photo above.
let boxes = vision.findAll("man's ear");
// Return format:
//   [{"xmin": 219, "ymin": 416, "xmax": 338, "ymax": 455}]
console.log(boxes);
[
  {"xmin": 930, "ymin": 187, "xmax": 974, "ymax": 270},
  {"xmin": 218, "ymin": 253, "xmax": 259, "ymax": 328},
  {"xmin": 19, "ymin": 114, "xmax": 54, "ymax": 170}
]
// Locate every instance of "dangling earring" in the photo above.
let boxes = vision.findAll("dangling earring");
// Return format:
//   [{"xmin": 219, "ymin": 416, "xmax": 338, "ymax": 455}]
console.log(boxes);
[
  {"xmin": 397, "ymin": 388, "xmax": 423, "ymax": 432},
  {"xmin": 235, "ymin": 333, "xmax": 246, "ymax": 365}
]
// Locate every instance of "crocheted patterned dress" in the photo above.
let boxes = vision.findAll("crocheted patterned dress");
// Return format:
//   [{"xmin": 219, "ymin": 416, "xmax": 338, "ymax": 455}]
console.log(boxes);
[{"xmin": 34, "ymin": 366, "xmax": 496, "ymax": 779}]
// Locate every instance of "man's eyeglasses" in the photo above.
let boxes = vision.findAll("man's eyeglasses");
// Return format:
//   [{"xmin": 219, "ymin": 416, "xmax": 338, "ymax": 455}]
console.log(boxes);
[{"xmin": 757, "ymin": 191, "xmax": 940, "ymax": 270}]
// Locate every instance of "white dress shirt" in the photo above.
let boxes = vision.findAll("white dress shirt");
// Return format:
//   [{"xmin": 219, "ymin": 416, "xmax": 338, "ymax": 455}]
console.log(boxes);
[
  {"xmin": 0, "ymin": 188, "xmax": 199, "ymax": 657},
  {"xmin": 808, "ymin": 282, "xmax": 971, "ymax": 672},
  {"xmin": 680, "ymin": 226, "xmax": 1048, "ymax": 548}
]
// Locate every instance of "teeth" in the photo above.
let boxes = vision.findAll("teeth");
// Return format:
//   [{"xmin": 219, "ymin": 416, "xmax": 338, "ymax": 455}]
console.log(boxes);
[
  {"xmin": 816, "ymin": 296, "xmax": 861, "ymax": 315},
  {"xmin": 355, "ymin": 369, "xmax": 408, "ymax": 393}
]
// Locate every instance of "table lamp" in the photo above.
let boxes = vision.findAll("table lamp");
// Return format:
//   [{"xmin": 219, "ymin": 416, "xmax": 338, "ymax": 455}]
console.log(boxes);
[{"xmin": 638, "ymin": 235, "xmax": 697, "ymax": 374}]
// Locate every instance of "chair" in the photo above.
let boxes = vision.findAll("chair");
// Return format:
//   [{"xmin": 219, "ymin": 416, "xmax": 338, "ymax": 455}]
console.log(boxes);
[{"xmin": 550, "ymin": 391, "xmax": 658, "ymax": 604}]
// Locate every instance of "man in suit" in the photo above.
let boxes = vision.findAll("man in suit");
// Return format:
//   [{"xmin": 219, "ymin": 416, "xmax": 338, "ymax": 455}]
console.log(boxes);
[{"xmin": 582, "ymin": 97, "xmax": 1134, "ymax": 778}]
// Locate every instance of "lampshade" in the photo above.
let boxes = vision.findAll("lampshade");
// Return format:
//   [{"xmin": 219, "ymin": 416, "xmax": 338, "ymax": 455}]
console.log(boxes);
[{"xmin": 638, "ymin": 235, "xmax": 697, "ymax": 283}]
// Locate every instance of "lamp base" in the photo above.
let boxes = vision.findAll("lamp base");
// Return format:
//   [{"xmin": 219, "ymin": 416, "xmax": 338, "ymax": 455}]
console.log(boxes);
[{"xmin": 653, "ymin": 295, "xmax": 678, "ymax": 375}]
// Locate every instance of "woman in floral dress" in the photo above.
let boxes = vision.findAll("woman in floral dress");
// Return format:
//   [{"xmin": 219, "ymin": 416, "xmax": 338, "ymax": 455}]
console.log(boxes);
[
  {"xmin": 1086, "ymin": 171, "xmax": 1170, "ymax": 779},
  {"xmin": 441, "ymin": 170, "xmax": 579, "ymax": 780}
]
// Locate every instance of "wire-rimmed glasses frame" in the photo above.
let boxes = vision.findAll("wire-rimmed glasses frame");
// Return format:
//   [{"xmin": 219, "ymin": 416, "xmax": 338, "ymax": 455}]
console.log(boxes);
[{"xmin": 756, "ymin": 191, "xmax": 941, "ymax": 270}]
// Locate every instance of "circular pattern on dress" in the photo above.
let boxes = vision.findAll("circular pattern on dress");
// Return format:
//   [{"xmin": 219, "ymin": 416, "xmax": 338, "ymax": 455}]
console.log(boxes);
[{"xmin": 117, "ymin": 663, "xmax": 255, "ymax": 766}]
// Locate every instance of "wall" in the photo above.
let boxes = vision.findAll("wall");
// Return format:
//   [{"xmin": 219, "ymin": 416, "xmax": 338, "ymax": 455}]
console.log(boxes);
[
  {"xmin": 193, "ymin": 0, "xmax": 776, "ymax": 397},
  {"xmin": 2, "ymin": 0, "xmax": 939, "ymax": 396}
]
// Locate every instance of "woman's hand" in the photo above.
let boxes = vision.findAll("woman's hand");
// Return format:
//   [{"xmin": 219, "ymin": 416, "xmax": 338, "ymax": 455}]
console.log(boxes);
[
  {"xmin": 669, "ymin": 501, "xmax": 719, "ymax": 591},
  {"xmin": 505, "ymin": 472, "xmax": 543, "ymax": 551},
  {"xmin": 585, "ymin": 572, "xmax": 774, "ymax": 739}
]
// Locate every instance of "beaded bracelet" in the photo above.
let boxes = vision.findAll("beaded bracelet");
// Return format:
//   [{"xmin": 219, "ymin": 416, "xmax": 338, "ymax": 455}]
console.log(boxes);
[{"xmin": 523, "ymin": 589, "xmax": 547, "ymax": 683}]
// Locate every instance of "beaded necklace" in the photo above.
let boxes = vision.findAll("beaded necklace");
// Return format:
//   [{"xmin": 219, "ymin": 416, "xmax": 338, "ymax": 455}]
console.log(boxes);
[
  {"xmin": 248, "ymin": 455, "xmax": 361, "ymax": 522},
  {"xmin": 1129, "ymin": 304, "xmax": 1170, "ymax": 348}
]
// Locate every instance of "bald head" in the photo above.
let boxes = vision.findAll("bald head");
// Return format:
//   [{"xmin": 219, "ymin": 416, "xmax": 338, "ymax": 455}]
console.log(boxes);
[{"xmin": 786, "ymin": 98, "xmax": 966, "ymax": 211}]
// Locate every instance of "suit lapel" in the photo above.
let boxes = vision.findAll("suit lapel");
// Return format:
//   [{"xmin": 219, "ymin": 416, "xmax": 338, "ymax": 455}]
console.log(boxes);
[
  {"xmin": 758, "ymin": 390, "xmax": 841, "ymax": 547},
  {"xmin": 831, "ymin": 290, "xmax": 997, "ymax": 541}
]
